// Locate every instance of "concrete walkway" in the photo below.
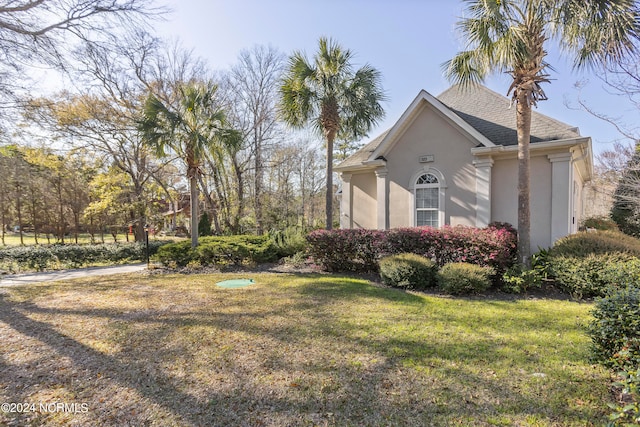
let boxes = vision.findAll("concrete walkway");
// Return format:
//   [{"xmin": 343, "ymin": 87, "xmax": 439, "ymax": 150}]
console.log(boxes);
[{"xmin": 0, "ymin": 263, "xmax": 148, "ymax": 286}]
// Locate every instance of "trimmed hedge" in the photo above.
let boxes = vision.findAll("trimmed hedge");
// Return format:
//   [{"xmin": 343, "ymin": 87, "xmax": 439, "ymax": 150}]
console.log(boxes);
[
  {"xmin": 437, "ymin": 262, "xmax": 495, "ymax": 295},
  {"xmin": 155, "ymin": 235, "xmax": 277, "ymax": 268},
  {"xmin": 549, "ymin": 254, "xmax": 640, "ymax": 299},
  {"xmin": 305, "ymin": 229, "xmax": 385, "ymax": 272},
  {"xmin": 542, "ymin": 230, "xmax": 640, "ymax": 298},
  {"xmin": 0, "ymin": 241, "xmax": 168, "ymax": 272},
  {"xmin": 550, "ymin": 230, "xmax": 640, "ymax": 258},
  {"xmin": 306, "ymin": 225, "xmax": 517, "ymax": 273},
  {"xmin": 379, "ymin": 253, "xmax": 437, "ymax": 290}
]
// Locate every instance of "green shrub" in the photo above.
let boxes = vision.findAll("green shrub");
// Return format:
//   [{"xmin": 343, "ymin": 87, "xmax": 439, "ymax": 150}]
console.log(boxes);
[
  {"xmin": 550, "ymin": 230, "xmax": 640, "ymax": 258},
  {"xmin": 281, "ymin": 251, "xmax": 308, "ymax": 268},
  {"xmin": 587, "ymin": 287, "xmax": 640, "ymax": 367},
  {"xmin": 0, "ymin": 245, "xmax": 54, "ymax": 271},
  {"xmin": 270, "ymin": 227, "xmax": 308, "ymax": 258},
  {"xmin": 155, "ymin": 241, "xmax": 196, "ymax": 267},
  {"xmin": 199, "ymin": 235, "xmax": 276, "ymax": 265},
  {"xmin": 580, "ymin": 216, "xmax": 619, "ymax": 232},
  {"xmin": 155, "ymin": 235, "xmax": 277, "ymax": 268},
  {"xmin": 548, "ymin": 254, "xmax": 640, "ymax": 298},
  {"xmin": 379, "ymin": 253, "xmax": 437, "ymax": 290},
  {"xmin": 502, "ymin": 248, "xmax": 550, "ymax": 293},
  {"xmin": 437, "ymin": 262, "xmax": 494, "ymax": 295},
  {"xmin": 0, "ymin": 241, "xmax": 171, "ymax": 272},
  {"xmin": 607, "ymin": 338, "xmax": 640, "ymax": 425}
]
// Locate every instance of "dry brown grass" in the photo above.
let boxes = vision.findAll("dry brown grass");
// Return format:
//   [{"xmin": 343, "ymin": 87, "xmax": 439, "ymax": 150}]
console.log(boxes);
[{"xmin": 0, "ymin": 272, "xmax": 610, "ymax": 426}]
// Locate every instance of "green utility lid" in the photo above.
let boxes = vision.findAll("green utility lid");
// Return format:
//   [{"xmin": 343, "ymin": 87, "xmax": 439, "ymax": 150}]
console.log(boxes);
[{"xmin": 215, "ymin": 278, "xmax": 255, "ymax": 288}]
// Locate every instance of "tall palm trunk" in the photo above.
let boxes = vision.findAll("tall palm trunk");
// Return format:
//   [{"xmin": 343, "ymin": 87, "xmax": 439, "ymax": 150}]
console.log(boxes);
[
  {"xmin": 189, "ymin": 174, "xmax": 199, "ymax": 248},
  {"xmin": 322, "ymin": 101, "xmax": 339, "ymax": 230},
  {"xmin": 516, "ymin": 89, "xmax": 532, "ymax": 268},
  {"xmin": 325, "ymin": 132, "xmax": 335, "ymax": 230}
]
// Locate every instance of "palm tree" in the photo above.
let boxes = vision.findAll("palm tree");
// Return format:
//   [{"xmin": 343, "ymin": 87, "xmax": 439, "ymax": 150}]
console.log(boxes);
[
  {"xmin": 280, "ymin": 37, "xmax": 386, "ymax": 230},
  {"xmin": 139, "ymin": 81, "xmax": 239, "ymax": 248},
  {"xmin": 443, "ymin": 0, "xmax": 640, "ymax": 267}
]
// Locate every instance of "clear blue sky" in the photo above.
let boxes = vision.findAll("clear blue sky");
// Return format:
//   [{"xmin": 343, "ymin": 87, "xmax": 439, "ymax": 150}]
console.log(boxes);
[{"xmin": 156, "ymin": 0, "xmax": 638, "ymax": 155}]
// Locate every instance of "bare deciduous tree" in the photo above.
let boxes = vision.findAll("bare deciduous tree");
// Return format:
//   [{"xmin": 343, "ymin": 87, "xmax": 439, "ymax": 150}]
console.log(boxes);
[
  {"xmin": 0, "ymin": 0, "xmax": 164, "ymax": 93},
  {"xmin": 222, "ymin": 45, "xmax": 285, "ymax": 234}
]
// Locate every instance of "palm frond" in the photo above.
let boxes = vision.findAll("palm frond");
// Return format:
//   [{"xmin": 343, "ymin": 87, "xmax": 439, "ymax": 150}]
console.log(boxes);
[
  {"xmin": 139, "ymin": 80, "xmax": 232, "ymax": 174},
  {"xmin": 552, "ymin": 0, "xmax": 640, "ymax": 69},
  {"xmin": 442, "ymin": 50, "xmax": 488, "ymax": 87},
  {"xmin": 280, "ymin": 37, "xmax": 385, "ymax": 145},
  {"xmin": 338, "ymin": 64, "xmax": 387, "ymax": 140}
]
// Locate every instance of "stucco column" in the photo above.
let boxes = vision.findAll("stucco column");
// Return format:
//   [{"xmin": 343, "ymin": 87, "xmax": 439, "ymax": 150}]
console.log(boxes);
[
  {"xmin": 548, "ymin": 152, "xmax": 573, "ymax": 244},
  {"xmin": 473, "ymin": 157, "xmax": 493, "ymax": 227},
  {"xmin": 375, "ymin": 167, "xmax": 389, "ymax": 230},
  {"xmin": 339, "ymin": 173, "xmax": 352, "ymax": 229}
]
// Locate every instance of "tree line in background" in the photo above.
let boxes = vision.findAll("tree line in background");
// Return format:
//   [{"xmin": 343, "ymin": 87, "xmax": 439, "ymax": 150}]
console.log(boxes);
[
  {"xmin": 0, "ymin": 0, "xmax": 390, "ymax": 247},
  {"xmin": 2, "ymin": 34, "xmax": 332, "ymax": 244}
]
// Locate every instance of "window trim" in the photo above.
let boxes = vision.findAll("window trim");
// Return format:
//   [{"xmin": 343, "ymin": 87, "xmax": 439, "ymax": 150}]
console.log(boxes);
[{"xmin": 409, "ymin": 168, "xmax": 446, "ymax": 227}]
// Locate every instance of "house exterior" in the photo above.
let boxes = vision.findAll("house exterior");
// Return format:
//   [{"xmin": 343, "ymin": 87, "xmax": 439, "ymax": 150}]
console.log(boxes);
[{"xmin": 335, "ymin": 84, "xmax": 593, "ymax": 252}]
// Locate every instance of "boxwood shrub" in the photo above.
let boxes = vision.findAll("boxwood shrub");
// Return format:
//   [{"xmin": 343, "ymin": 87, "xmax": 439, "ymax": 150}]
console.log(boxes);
[
  {"xmin": 437, "ymin": 262, "xmax": 495, "ymax": 295},
  {"xmin": 580, "ymin": 216, "xmax": 619, "ymax": 232},
  {"xmin": 378, "ymin": 253, "xmax": 437, "ymax": 290}
]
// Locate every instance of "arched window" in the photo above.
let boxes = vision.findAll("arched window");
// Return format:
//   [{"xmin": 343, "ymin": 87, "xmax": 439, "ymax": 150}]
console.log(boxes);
[{"xmin": 415, "ymin": 172, "xmax": 441, "ymax": 227}]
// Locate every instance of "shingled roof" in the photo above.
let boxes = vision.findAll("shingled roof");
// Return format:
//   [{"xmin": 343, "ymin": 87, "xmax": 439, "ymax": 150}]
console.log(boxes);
[
  {"xmin": 437, "ymin": 84, "xmax": 581, "ymax": 146},
  {"xmin": 336, "ymin": 129, "xmax": 390, "ymax": 170},
  {"xmin": 336, "ymin": 84, "xmax": 582, "ymax": 170}
]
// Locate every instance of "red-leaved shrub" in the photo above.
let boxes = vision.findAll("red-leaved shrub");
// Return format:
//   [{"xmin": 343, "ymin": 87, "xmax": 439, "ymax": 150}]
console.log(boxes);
[
  {"xmin": 306, "ymin": 229, "xmax": 386, "ymax": 272},
  {"xmin": 306, "ymin": 225, "xmax": 517, "ymax": 273}
]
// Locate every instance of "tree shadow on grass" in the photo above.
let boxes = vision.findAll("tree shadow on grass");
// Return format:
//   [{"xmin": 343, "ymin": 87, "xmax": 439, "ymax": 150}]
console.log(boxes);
[
  {"xmin": 0, "ymin": 293, "xmax": 216, "ymax": 426},
  {"xmin": 0, "ymin": 273, "xmax": 608, "ymax": 426}
]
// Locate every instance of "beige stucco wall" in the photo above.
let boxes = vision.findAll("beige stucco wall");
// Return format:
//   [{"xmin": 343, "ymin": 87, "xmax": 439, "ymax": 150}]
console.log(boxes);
[
  {"xmin": 384, "ymin": 104, "xmax": 478, "ymax": 228},
  {"xmin": 491, "ymin": 152, "xmax": 577, "ymax": 250},
  {"xmin": 339, "ymin": 99, "xmax": 589, "ymax": 253},
  {"xmin": 350, "ymin": 172, "xmax": 377, "ymax": 229}
]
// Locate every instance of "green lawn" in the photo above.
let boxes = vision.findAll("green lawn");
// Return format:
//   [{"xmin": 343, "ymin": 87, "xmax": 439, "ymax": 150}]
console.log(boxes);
[
  {"xmin": 0, "ymin": 273, "xmax": 610, "ymax": 426},
  {"xmin": 1, "ymin": 232, "xmax": 135, "ymax": 246}
]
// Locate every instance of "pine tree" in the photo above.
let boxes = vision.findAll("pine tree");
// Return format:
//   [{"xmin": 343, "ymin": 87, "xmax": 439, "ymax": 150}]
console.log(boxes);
[{"xmin": 198, "ymin": 212, "xmax": 212, "ymax": 237}]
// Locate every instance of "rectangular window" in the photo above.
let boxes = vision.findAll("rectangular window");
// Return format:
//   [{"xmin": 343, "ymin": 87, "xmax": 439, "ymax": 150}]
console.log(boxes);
[{"xmin": 416, "ymin": 188, "xmax": 439, "ymax": 227}]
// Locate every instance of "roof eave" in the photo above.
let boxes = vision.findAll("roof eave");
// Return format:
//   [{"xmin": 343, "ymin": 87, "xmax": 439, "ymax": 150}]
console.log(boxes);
[
  {"xmin": 470, "ymin": 136, "xmax": 590, "ymax": 155},
  {"xmin": 335, "ymin": 158, "xmax": 386, "ymax": 173}
]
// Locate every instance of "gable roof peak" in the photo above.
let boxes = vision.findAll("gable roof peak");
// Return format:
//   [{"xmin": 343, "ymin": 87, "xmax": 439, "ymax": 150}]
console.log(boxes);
[{"xmin": 336, "ymin": 83, "xmax": 586, "ymax": 172}]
